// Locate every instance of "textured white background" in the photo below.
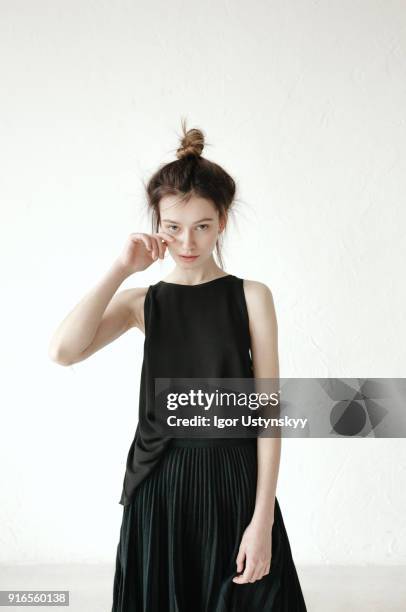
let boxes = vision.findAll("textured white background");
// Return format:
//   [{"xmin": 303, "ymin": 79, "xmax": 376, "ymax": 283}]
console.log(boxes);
[{"xmin": 0, "ymin": 0, "xmax": 405, "ymax": 566}]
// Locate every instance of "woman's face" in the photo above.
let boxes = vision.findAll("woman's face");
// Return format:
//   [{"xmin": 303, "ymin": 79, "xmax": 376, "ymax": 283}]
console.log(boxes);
[{"xmin": 158, "ymin": 193, "xmax": 224, "ymax": 267}]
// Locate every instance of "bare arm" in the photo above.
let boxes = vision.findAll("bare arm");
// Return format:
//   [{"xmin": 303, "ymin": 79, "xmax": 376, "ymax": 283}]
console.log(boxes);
[
  {"xmin": 245, "ymin": 280, "xmax": 280, "ymax": 528},
  {"xmin": 233, "ymin": 279, "xmax": 280, "ymax": 585},
  {"xmin": 48, "ymin": 261, "xmax": 136, "ymax": 366},
  {"xmin": 48, "ymin": 230, "xmax": 175, "ymax": 366}
]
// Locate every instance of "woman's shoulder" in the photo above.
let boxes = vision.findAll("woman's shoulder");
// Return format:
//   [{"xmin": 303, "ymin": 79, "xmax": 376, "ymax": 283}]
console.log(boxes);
[
  {"xmin": 241, "ymin": 278, "xmax": 274, "ymax": 298},
  {"xmin": 240, "ymin": 278, "xmax": 276, "ymax": 316}
]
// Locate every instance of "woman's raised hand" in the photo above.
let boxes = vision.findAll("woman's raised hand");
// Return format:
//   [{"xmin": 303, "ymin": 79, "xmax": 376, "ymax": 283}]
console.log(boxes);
[{"xmin": 115, "ymin": 231, "xmax": 175, "ymax": 275}]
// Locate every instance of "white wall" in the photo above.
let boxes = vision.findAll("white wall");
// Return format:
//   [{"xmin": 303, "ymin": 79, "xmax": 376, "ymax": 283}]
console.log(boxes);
[{"xmin": 1, "ymin": 0, "xmax": 405, "ymax": 565}]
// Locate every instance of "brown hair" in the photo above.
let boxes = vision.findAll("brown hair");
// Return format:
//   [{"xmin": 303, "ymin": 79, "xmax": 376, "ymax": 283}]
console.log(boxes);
[{"xmin": 145, "ymin": 117, "xmax": 237, "ymax": 269}]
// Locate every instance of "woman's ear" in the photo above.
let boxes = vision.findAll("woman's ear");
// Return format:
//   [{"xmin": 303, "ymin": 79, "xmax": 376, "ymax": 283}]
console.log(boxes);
[{"xmin": 219, "ymin": 213, "xmax": 227, "ymax": 233}]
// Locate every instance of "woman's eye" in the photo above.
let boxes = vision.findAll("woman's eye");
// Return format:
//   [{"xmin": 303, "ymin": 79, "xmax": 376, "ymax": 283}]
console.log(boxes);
[{"xmin": 165, "ymin": 224, "xmax": 208, "ymax": 232}]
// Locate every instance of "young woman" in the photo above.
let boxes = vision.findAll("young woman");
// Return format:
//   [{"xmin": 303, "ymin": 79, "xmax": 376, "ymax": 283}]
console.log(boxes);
[{"xmin": 49, "ymin": 120, "xmax": 307, "ymax": 611}]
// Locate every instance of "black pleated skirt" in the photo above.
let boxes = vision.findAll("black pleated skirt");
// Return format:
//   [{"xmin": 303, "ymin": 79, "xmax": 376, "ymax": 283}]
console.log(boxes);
[{"xmin": 112, "ymin": 439, "xmax": 307, "ymax": 611}]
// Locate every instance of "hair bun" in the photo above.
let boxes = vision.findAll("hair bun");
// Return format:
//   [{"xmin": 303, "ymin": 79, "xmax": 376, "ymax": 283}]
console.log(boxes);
[{"xmin": 176, "ymin": 117, "xmax": 205, "ymax": 160}]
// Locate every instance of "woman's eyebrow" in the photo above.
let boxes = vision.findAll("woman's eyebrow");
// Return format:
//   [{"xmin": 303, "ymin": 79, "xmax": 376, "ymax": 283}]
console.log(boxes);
[{"xmin": 161, "ymin": 217, "xmax": 214, "ymax": 224}]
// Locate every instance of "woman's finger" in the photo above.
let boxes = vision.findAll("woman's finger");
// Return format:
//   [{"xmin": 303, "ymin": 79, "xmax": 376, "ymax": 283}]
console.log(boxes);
[
  {"xmin": 244, "ymin": 560, "xmax": 257, "ymax": 583},
  {"xmin": 155, "ymin": 233, "xmax": 174, "ymax": 256},
  {"xmin": 150, "ymin": 231, "xmax": 175, "ymax": 258},
  {"xmin": 148, "ymin": 236, "xmax": 158, "ymax": 259},
  {"xmin": 234, "ymin": 548, "xmax": 245, "ymax": 580},
  {"xmin": 155, "ymin": 232, "xmax": 174, "ymax": 256},
  {"xmin": 130, "ymin": 233, "xmax": 152, "ymax": 252},
  {"xmin": 253, "ymin": 563, "xmax": 267, "ymax": 582},
  {"xmin": 249, "ymin": 564, "xmax": 262, "ymax": 582},
  {"xmin": 151, "ymin": 235, "xmax": 165, "ymax": 259},
  {"xmin": 155, "ymin": 231, "xmax": 175, "ymax": 244},
  {"xmin": 235, "ymin": 549, "xmax": 245, "ymax": 574},
  {"xmin": 247, "ymin": 557, "xmax": 268, "ymax": 582},
  {"xmin": 234, "ymin": 560, "xmax": 255, "ymax": 584}
]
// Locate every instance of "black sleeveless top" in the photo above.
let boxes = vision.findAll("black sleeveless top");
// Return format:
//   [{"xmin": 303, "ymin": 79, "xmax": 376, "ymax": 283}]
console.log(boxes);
[{"xmin": 119, "ymin": 274, "xmax": 254, "ymax": 506}]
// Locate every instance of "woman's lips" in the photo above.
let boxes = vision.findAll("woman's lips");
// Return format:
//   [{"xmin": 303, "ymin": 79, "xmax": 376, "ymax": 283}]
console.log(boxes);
[{"xmin": 179, "ymin": 255, "xmax": 199, "ymax": 261}]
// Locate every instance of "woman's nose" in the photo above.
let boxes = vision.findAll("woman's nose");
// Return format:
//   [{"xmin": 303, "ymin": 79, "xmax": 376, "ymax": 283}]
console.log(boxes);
[{"xmin": 181, "ymin": 230, "xmax": 195, "ymax": 248}]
